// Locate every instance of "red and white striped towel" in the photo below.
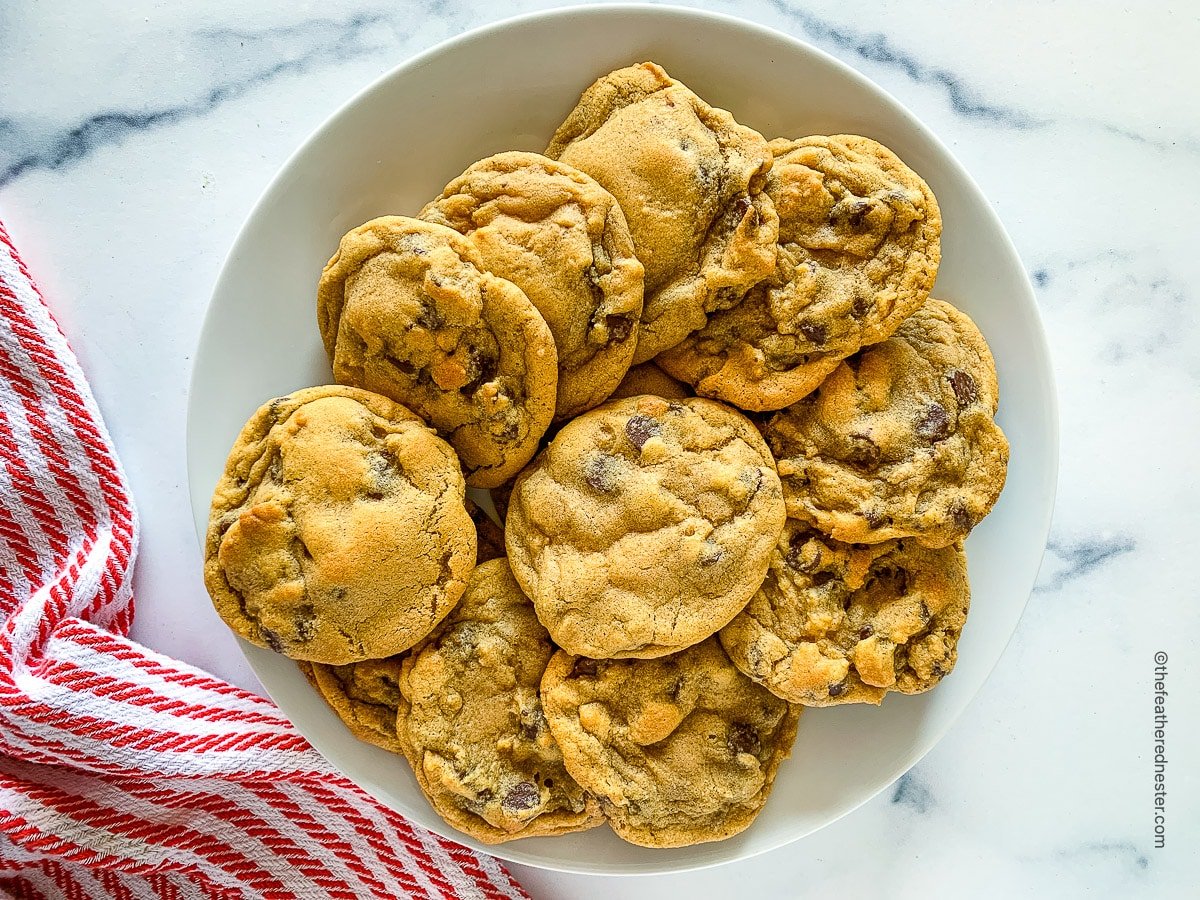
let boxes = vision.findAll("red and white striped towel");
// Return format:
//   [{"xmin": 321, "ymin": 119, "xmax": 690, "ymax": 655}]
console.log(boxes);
[{"xmin": 0, "ymin": 219, "xmax": 530, "ymax": 900}]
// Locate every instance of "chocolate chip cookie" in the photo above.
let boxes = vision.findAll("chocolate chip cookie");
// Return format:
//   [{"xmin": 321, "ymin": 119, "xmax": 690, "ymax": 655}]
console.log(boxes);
[
  {"xmin": 720, "ymin": 521, "xmax": 970, "ymax": 706},
  {"xmin": 205, "ymin": 386, "xmax": 474, "ymax": 664},
  {"xmin": 541, "ymin": 638, "xmax": 800, "ymax": 847},
  {"xmin": 398, "ymin": 559, "xmax": 602, "ymax": 843},
  {"xmin": 608, "ymin": 361, "xmax": 691, "ymax": 401},
  {"xmin": 658, "ymin": 135, "xmax": 942, "ymax": 410},
  {"xmin": 762, "ymin": 298, "xmax": 1007, "ymax": 547},
  {"xmin": 299, "ymin": 657, "xmax": 408, "ymax": 753},
  {"xmin": 546, "ymin": 62, "xmax": 778, "ymax": 363},
  {"xmin": 505, "ymin": 396, "xmax": 786, "ymax": 659},
  {"xmin": 420, "ymin": 152, "xmax": 644, "ymax": 420},
  {"xmin": 318, "ymin": 216, "xmax": 557, "ymax": 488}
]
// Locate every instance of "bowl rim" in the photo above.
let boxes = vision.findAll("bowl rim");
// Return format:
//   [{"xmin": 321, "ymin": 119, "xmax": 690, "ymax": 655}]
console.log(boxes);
[{"xmin": 187, "ymin": 1, "xmax": 1060, "ymax": 875}]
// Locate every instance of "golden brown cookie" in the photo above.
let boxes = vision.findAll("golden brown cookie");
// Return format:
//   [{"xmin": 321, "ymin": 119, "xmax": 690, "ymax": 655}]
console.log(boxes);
[
  {"xmin": 720, "ymin": 521, "xmax": 970, "ymax": 706},
  {"xmin": 541, "ymin": 639, "xmax": 800, "ymax": 847},
  {"xmin": 658, "ymin": 135, "xmax": 942, "ymax": 410},
  {"xmin": 420, "ymin": 152, "xmax": 644, "ymax": 420},
  {"xmin": 607, "ymin": 361, "xmax": 691, "ymax": 401},
  {"xmin": 398, "ymin": 559, "xmax": 602, "ymax": 843},
  {"xmin": 505, "ymin": 396, "xmax": 786, "ymax": 659},
  {"xmin": 762, "ymin": 299, "xmax": 1007, "ymax": 548},
  {"xmin": 547, "ymin": 62, "xmax": 778, "ymax": 363},
  {"xmin": 299, "ymin": 657, "xmax": 408, "ymax": 753},
  {"xmin": 205, "ymin": 386, "xmax": 475, "ymax": 664},
  {"xmin": 318, "ymin": 216, "xmax": 557, "ymax": 488},
  {"xmin": 465, "ymin": 497, "xmax": 506, "ymax": 564}
]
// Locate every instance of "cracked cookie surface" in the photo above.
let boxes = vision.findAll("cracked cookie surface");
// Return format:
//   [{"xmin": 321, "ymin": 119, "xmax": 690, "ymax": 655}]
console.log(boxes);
[
  {"xmin": 505, "ymin": 396, "xmax": 786, "ymax": 659},
  {"xmin": 546, "ymin": 62, "xmax": 778, "ymax": 363},
  {"xmin": 658, "ymin": 135, "xmax": 941, "ymax": 410},
  {"xmin": 420, "ymin": 152, "xmax": 644, "ymax": 420},
  {"xmin": 398, "ymin": 559, "xmax": 602, "ymax": 843},
  {"xmin": 762, "ymin": 298, "xmax": 1008, "ymax": 548},
  {"xmin": 540, "ymin": 638, "xmax": 800, "ymax": 847},
  {"xmin": 720, "ymin": 521, "xmax": 969, "ymax": 706},
  {"xmin": 318, "ymin": 216, "xmax": 557, "ymax": 488},
  {"xmin": 205, "ymin": 385, "xmax": 475, "ymax": 664},
  {"xmin": 299, "ymin": 656, "xmax": 408, "ymax": 753}
]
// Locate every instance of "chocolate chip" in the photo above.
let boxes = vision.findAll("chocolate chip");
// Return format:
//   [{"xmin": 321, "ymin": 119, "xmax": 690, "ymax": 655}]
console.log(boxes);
[
  {"xmin": 915, "ymin": 402, "xmax": 952, "ymax": 442},
  {"xmin": 502, "ymin": 781, "xmax": 541, "ymax": 811},
  {"xmin": 415, "ymin": 304, "xmax": 444, "ymax": 330},
  {"xmin": 624, "ymin": 414, "xmax": 662, "ymax": 450},
  {"xmin": 604, "ymin": 314, "xmax": 634, "ymax": 345},
  {"xmin": 727, "ymin": 723, "xmax": 761, "ymax": 756},
  {"xmin": 571, "ymin": 658, "xmax": 599, "ymax": 678},
  {"xmin": 459, "ymin": 350, "xmax": 498, "ymax": 395},
  {"xmin": 931, "ymin": 663, "xmax": 945, "ymax": 678},
  {"xmin": 267, "ymin": 455, "xmax": 284, "ymax": 482},
  {"xmin": 948, "ymin": 370, "xmax": 978, "ymax": 408},
  {"xmin": 667, "ymin": 678, "xmax": 685, "ymax": 700},
  {"xmin": 261, "ymin": 629, "xmax": 283, "ymax": 653},
  {"xmin": 827, "ymin": 681, "xmax": 847, "ymax": 697},
  {"xmin": 847, "ymin": 200, "xmax": 873, "ymax": 230},
  {"xmin": 851, "ymin": 296, "xmax": 870, "ymax": 318},
  {"xmin": 584, "ymin": 454, "xmax": 619, "ymax": 493},
  {"xmin": 519, "ymin": 718, "xmax": 540, "ymax": 741},
  {"xmin": 858, "ymin": 624, "xmax": 874, "ymax": 640},
  {"xmin": 846, "ymin": 435, "xmax": 881, "ymax": 472},
  {"xmin": 476, "ymin": 788, "xmax": 495, "ymax": 803},
  {"xmin": 699, "ymin": 541, "xmax": 725, "ymax": 566},
  {"xmin": 919, "ymin": 600, "xmax": 931, "ymax": 621},
  {"xmin": 787, "ymin": 532, "xmax": 820, "ymax": 571},
  {"xmin": 385, "ymin": 354, "xmax": 418, "ymax": 376},
  {"xmin": 864, "ymin": 508, "xmax": 886, "ymax": 529},
  {"xmin": 798, "ymin": 321, "xmax": 828, "ymax": 346},
  {"xmin": 950, "ymin": 501, "xmax": 973, "ymax": 532},
  {"xmin": 732, "ymin": 195, "xmax": 752, "ymax": 220},
  {"xmin": 811, "ymin": 571, "xmax": 835, "ymax": 587}
]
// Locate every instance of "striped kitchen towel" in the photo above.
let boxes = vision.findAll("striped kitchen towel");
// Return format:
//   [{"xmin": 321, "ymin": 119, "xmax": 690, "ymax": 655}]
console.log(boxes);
[{"xmin": 0, "ymin": 219, "xmax": 530, "ymax": 900}]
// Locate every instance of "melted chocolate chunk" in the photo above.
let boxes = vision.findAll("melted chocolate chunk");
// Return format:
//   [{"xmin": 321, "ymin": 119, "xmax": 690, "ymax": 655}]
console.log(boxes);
[
  {"xmin": 811, "ymin": 571, "xmax": 835, "ymax": 588},
  {"xmin": 604, "ymin": 314, "xmax": 634, "ymax": 345},
  {"xmin": 570, "ymin": 658, "xmax": 599, "ymax": 678},
  {"xmin": 827, "ymin": 681, "xmax": 847, "ymax": 697},
  {"xmin": 624, "ymin": 414, "xmax": 662, "ymax": 450},
  {"xmin": 799, "ymin": 320, "xmax": 828, "ymax": 346},
  {"xmin": 584, "ymin": 453, "xmax": 619, "ymax": 493},
  {"xmin": 915, "ymin": 402, "xmax": 952, "ymax": 442},
  {"xmin": 846, "ymin": 435, "xmax": 881, "ymax": 472},
  {"xmin": 858, "ymin": 624, "xmax": 874, "ymax": 640},
  {"xmin": 502, "ymin": 781, "xmax": 541, "ymax": 811},
  {"xmin": 727, "ymin": 723, "xmax": 761, "ymax": 756},
  {"xmin": 948, "ymin": 369, "xmax": 978, "ymax": 408}
]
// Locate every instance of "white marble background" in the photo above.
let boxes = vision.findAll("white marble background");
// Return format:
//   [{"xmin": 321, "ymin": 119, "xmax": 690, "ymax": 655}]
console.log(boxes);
[{"xmin": 2, "ymin": 1, "xmax": 1197, "ymax": 896}]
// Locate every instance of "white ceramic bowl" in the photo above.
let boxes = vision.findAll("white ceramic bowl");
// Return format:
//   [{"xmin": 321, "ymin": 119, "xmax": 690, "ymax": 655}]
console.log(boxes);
[{"xmin": 188, "ymin": 4, "xmax": 1058, "ymax": 876}]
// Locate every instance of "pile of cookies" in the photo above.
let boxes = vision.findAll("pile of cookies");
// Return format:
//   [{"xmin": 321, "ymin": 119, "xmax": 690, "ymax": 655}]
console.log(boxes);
[{"xmin": 204, "ymin": 62, "xmax": 1009, "ymax": 848}]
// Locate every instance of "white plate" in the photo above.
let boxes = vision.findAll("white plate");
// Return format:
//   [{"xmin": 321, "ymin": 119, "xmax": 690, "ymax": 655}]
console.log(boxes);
[{"xmin": 187, "ymin": 4, "xmax": 1058, "ymax": 876}]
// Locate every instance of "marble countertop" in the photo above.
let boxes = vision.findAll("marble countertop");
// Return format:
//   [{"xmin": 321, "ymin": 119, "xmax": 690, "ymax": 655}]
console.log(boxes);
[{"xmin": 2, "ymin": 1, "xmax": 1195, "ymax": 896}]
